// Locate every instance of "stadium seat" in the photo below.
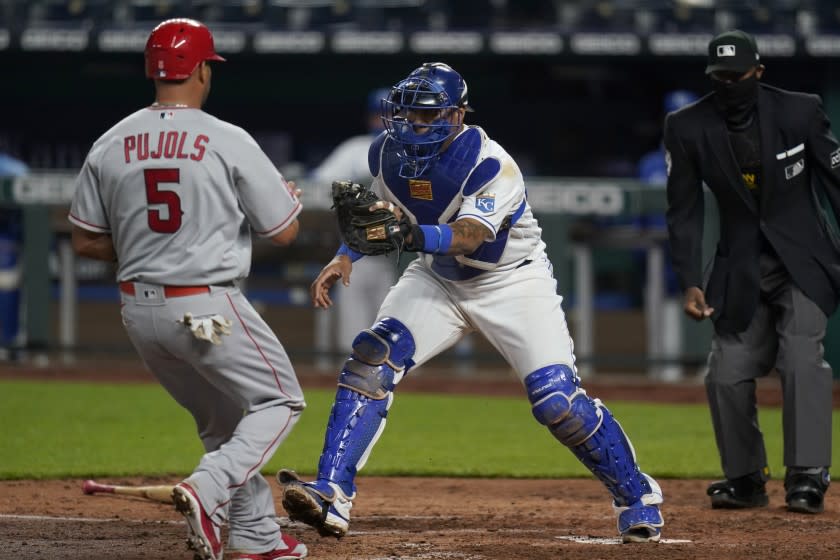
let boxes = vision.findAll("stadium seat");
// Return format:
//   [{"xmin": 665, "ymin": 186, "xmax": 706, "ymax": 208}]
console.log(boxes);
[
  {"xmin": 117, "ymin": 0, "xmax": 180, "ymax": 25},
  {"xmin": 574, "ymin": 0, "xmax": 640, "ymax": 33},
  {"xmin": 653, "ymin": 2, "xmax": 716, "ymax": 33},
  {"xmin": 192, "ymin": 0, "xmax": 265, "ymax": 25},
  {"xmin": 26, "ymin": 0, "xmax": 110, "ymax": 25},
  {"xmin": 0, "ymin": 0, "xmax": 21, "ymax": 27},
  {"xmin": 497, "ymin": 0, "xmax": 559, "ymax": 30},
  {"xmin": 814, "ymin": 1, "xmax": 840, "ymax": 33},
  {"xmin": 718, "ymin": 3, "xmax": 795, "ymax": 34},
  {"xmin": 433, "ymin": 0, "xmax": 496, "ymax": 30},
  {"xmin": 265, "ymin": 0, "xmax": 357, "ymax": 30},
  {"xmin": 354, "ymin": 0, "xmax": 429, "ymax": 31}
]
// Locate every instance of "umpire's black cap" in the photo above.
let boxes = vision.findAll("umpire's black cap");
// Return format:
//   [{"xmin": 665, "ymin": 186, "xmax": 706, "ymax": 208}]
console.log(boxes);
[{"xmin": 705, "ymin": 30, "xmax": 760, "ymax": 75}]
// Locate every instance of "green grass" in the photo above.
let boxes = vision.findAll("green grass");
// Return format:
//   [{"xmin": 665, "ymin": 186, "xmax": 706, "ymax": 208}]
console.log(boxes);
[{"xmin": 1, "ymin": 380, "xmax": 837, "ymax": 480}]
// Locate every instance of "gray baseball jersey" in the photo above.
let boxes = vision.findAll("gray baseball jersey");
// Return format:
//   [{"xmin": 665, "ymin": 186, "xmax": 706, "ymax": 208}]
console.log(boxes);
[
  {"xmin": 69, "ymin": 106, "xmax": 301, "ymax": 285},
  {"xmin": 69, "ymin": 104, "xmax": 305, "ymax": 553}
]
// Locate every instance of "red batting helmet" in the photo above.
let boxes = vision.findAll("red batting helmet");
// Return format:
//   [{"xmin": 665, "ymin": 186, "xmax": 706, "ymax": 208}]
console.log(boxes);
[{"xmin": 144, "ymin": 18, "xmax": 225, "ymax": 80}]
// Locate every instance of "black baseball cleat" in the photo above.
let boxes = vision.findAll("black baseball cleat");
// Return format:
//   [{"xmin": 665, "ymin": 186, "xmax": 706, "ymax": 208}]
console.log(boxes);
[
  {"xmin": 785, "ymin": 469, "xmax": 830, "ymax": 514},
  {"xmin": 707, "ymin": 471, "xmax": 769, "ymax": 509}
]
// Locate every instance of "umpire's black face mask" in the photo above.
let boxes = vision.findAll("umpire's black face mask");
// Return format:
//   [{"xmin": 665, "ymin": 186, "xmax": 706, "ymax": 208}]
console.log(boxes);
[{"xmin": 712, "ymin": 72, "xmax": 759, "ymax": 126}]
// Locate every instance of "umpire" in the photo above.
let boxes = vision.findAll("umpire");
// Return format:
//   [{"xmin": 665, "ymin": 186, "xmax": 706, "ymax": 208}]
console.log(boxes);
[{"xmin": 665, "ymin": 29, "xmax": 838, "ymax": 514}]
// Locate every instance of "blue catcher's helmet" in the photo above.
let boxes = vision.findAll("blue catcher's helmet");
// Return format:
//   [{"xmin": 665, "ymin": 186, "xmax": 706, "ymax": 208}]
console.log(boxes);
[{"xmin": 381, "ymin": 62, "xmax": 472, "ymax": 178}]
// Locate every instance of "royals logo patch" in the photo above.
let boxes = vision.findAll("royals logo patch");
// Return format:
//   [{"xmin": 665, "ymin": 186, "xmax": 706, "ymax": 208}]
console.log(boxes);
[
  {"xmin": 409, "ymin": 179, "xmax": 433, "ymax": 200},
  {"xmin": 475, "ymin": 193, "xmax": 496, "ymax": 213}
]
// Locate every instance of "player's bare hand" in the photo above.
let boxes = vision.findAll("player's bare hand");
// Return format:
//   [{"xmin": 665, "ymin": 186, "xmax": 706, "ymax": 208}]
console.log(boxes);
[
  {"xmin": 368, "ymin": 199, "xmax": 403, "ymax": 220},
  {"xmin": 310, "ymin": 255, "xmax": 353, "ymax": 308},
  {"xmin": 683, "ymin": 286, "xmax": 714, "ymax": 320},
  {"xmin": 285, "ymin": 180, "xmax": 302, "ymax": 200}
]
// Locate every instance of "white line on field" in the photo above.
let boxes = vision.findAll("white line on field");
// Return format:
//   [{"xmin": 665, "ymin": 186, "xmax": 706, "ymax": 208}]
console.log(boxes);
[
  {"xmin": 349, "ymin": 527, "xmax": 545, "ymax": 536},
  {"xmin": 366, "ymin": 555, "xmax": 483, "ymax": 559},
  {"xmin": 556, "ymin": 535, "xmax": 692, "ymax": 545}
]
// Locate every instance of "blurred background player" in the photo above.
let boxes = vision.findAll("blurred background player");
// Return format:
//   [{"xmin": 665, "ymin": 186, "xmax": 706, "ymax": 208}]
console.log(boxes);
[
  {"xmin": 0, "ymin": 150, "xmax": 26, "ymax": 359},
  {"xmin": 639, "ymin": 91, "xmax": 700, "ymax": 184},
  {"xmin": 638, "ymin": 89, "xmax": 699, "ymax": 381},
  {"xmin": 67, "ymin": 18, "xmax": 308, "ymax": 560},
  {"xmin": 280, "ymin": 61, "xmax": 664, "ymax": 544},
  {"xmin": 310, "ymin": 88, "xmax": 397, "ymax": 367}
]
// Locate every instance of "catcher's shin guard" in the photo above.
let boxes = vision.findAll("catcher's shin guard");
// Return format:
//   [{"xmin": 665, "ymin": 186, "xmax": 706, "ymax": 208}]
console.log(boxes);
[
  {"xmin": 525, "ymin": 365, "xmax": 663, "ymax": 541},
  {"xmin": 316, "ymin": 317, "xmax": 415, "ymax": 497}
]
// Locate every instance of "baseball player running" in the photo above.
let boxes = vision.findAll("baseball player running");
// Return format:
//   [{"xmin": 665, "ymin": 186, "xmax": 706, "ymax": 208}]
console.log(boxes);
[
  {"xmin": 68, "ymin": 19, "xmax": 307, "ymax": 560},
  {"xmin": 279, "ymin": 62, "xmax": 664, "ymax": 543}
]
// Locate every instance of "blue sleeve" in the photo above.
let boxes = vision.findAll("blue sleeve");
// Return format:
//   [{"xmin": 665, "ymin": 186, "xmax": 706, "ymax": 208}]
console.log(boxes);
[{"xmin": 336, "ymin": 243, "xmax": 364, "ymax": 262}]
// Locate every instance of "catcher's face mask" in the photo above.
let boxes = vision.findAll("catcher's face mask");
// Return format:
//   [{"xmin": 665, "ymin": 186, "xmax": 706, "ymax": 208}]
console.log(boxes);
[{"xmin": 381, "ymin": 77, "xmax": 463, "ymax": 179}]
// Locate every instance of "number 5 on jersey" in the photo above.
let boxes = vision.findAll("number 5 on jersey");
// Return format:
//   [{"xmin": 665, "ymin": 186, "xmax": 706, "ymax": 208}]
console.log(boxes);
[{"xmin": 144, "ymin": 168, "xmax": 182, "ymax": 233}]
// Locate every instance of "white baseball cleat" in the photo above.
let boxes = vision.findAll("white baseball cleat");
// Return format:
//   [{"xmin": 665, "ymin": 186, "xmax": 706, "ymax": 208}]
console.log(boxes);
[{"xmin": 277, "ymin": 470, "xmax": 353, "ymax": 538}]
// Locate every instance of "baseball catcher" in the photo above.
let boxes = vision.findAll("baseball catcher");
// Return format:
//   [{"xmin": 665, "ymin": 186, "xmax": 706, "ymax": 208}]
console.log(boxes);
[{"xmin": 281, "ymin": 62, "xmax": 664, "ymax": 546}]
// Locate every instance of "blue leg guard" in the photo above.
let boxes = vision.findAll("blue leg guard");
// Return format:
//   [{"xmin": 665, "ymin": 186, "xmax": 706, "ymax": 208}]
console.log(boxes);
[
  {"xmin": 315, "ymin": 317, "xmax": 415, "ymax": 497},
  {"xmin": 526, "ymin": 365, "xmax": 663, "ymax": 541}
]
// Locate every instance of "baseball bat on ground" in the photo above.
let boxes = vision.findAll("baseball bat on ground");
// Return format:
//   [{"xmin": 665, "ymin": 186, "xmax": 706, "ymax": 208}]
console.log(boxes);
[{"xmin": 82, "ymin": 479, "xmax": 175, "ymax": 504}]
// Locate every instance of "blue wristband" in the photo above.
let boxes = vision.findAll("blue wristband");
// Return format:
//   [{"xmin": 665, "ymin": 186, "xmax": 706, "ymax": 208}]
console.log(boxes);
[
  {"xmin": 419, "ymin": 224, "xmax": 453, "ymax": 255},
  {"xmin": 336, "ymin": 243, "xmax": 364, "ymax": 262}
]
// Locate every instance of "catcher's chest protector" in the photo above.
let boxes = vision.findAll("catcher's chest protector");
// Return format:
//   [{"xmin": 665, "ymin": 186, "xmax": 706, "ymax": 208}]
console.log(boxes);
[{"xmin": 378, "ymin": 128, "xmax": 483, "ymax": 225}]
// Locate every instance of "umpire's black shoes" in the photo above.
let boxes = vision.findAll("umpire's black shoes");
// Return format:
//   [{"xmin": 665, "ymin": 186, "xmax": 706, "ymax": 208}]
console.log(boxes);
[
  {"xmin": 785, "ymin": 468, "xmax": 830, "ymax": 514},
  {"xmin": 707, "ymin": 470, "xmax": 769, "ymax": 509}
]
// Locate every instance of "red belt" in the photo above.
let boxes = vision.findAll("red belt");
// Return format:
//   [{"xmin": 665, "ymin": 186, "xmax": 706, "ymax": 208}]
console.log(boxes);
[{"xmin": 119, "ymin": 282, "xmax": 210, "ymax": 298}]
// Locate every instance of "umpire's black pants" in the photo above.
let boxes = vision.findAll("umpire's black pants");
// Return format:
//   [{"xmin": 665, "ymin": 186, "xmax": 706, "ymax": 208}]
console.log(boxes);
[{"xmin": 705, "ymin": 252, "xmax": 833, "ymax": 480}]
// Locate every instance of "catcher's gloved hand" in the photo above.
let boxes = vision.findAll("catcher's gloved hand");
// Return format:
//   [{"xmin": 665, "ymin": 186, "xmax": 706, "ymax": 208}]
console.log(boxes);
[{"xmin": 332, "ymin": 180, "xmax": 409, "ymax": 255}]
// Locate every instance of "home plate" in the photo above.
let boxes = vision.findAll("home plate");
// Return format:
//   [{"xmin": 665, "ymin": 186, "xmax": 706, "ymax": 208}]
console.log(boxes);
[{"xmin": 556, "ymin": 536, "xmax": 692, "ymax": 545}]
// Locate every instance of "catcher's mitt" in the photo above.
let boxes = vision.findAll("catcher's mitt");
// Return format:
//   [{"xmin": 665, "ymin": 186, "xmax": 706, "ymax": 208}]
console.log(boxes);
[{"xmin": 332, "ymin": 180, "xmax": 406, "ymax": 255}]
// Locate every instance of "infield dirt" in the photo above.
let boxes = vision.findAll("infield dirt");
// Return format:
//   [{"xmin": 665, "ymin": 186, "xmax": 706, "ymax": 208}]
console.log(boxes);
[{"xmin": 1, "ymin": 361, "xmax": 838, "ymax": 559}]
